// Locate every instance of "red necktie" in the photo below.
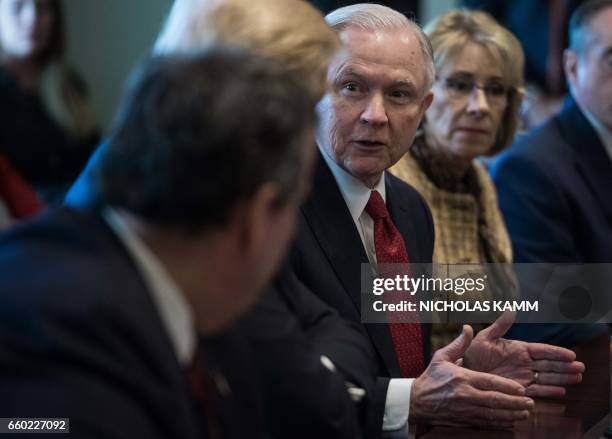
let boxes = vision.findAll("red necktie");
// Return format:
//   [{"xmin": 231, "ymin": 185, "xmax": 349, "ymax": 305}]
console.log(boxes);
[
  {"xmin": 365, "ymin": 190, "xmax": 425, "ymax": 378},
  {"xmin": 187, "ymin": 349, "xmax": 222, "ymax": 439},
  {"xmin": 0, "ymin": 154, "xmax": 44, "ymax": 220}
]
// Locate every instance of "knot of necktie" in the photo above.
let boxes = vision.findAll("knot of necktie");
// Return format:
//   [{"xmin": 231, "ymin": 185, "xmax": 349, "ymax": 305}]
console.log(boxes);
[{"xmin": 365, "ymin": 190, "xmax": 388, "ymax": 220}]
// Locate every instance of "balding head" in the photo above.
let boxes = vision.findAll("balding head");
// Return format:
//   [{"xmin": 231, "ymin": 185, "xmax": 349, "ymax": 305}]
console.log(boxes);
[{"xmin": 154, "ymin": 0, "xmax": 340, "ymax": 99}]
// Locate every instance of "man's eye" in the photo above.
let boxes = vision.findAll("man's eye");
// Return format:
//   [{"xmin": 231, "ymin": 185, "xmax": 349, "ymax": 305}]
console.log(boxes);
[
  {"xmin": 388, "ymin": 90, "xmax": 413, "ymax": 103},
  {"xmin": 389, "ymin": 90, "xmax": 407, "ymax": 98},
  {"xmin": 339, "ymin": 82, "xmax": 365, "ymax": 97}
]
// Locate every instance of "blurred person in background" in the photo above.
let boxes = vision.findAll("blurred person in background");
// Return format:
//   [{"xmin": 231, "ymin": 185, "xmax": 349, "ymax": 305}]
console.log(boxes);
[
  {"xmin": 0, "ymin": 47, "xmax": 318, "ymax": 439},
  {"xmin": 462, "ymin": 0, "xmax": 585, "ymax": 128},
  {"xmin": 491, "ymin": 0, "xmax": 612, "ymax": 347},
  {"xmin": 0, "ymin": 0, "xmax": 98, "ymax": 202},
  {"xmin": 390, "ymin": 10, "xmax": 525, "ymax": 350}
]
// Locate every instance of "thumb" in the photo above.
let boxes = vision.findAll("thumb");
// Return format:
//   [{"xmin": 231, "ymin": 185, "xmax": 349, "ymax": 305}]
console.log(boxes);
[
  {"xmin": 434, "ymin": 324, "xmax": 474, "ymax": 362},
  {"xmin": 479, "ymin": 311, "xmax": 516, "ymax": 341}
]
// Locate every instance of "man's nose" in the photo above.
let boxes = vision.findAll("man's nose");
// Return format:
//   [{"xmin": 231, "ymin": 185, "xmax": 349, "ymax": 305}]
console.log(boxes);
[{"xmin": 360, "ymin": 93, "xmax": 388, "ymax": 126}]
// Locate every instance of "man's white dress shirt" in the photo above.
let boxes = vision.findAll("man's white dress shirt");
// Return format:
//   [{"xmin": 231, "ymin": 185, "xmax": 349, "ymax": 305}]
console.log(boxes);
[
  {"xmin": 320, "ymin": 148, "xmax": 414, "ymax": 432},
  {"xmin": 103, "ymin": 208, "xmax": 196, "ymax": 367}
]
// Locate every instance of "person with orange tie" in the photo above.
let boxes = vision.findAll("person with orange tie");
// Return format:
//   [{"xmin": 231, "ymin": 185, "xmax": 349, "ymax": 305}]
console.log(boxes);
[{"xmin": 289, "ymin": 3, "xmax": 586, "ymax": 436}]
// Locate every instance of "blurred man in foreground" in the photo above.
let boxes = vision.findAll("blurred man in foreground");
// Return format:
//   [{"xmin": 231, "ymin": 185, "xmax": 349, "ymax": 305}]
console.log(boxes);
[
  {"xmin": 66, "ymin": 0, "xmax": 376, "ymax": 437},
  {"xmin": 0, "ymin": 49, "xmax": 316, "ymax": 438}
]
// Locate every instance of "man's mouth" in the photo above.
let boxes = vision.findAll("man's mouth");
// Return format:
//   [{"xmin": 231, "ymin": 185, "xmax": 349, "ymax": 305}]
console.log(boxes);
[{"xmin": 353, "ymin": 140, "xmax": 386, "ymax": 147}]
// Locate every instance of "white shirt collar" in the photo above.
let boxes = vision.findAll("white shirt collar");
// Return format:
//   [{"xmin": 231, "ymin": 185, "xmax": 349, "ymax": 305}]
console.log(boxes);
[
  {"xmin": 580, "ymin": 105, "xmax": 612, "ymax": 163},
  {"xmin": 318, "ymin": 144, "xmax": 387, "ymax": 222},
  {"xmin": 103, "ymin": 208, "xmax": 196, "ymax": 366}
]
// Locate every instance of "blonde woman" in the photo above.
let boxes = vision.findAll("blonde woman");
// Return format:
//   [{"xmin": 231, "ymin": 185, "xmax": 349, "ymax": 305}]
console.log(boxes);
[{"xmin": 390, "ymin": 10, "xmax": 525, "ymax": 349}]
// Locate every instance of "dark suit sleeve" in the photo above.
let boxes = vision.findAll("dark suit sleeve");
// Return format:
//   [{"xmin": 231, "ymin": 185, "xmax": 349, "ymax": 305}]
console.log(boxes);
[
  {"xmin": 0, "ymin": 214, "xmax": 206, "ymax": 439},
  {"xmin": 0, "ymin": 376, "xmax": 164, "ymax": 439},
  {"xmin": 238, "ymin": 267, "xmax": 375, "ymax": 439},
  {"xmin": 491, "ymin": 147, "xmax": 609, "ymax": 347},
  {"xmin": 0, "ymin": 306, "xmax": 175, "ymax": 439},
  {"xmin": 492, "ymin": 150, "xmax": 579, "ymax": 263},
  {"xmin": 278, "ymin": 268, "xmax": 376, "ymax": 389}
]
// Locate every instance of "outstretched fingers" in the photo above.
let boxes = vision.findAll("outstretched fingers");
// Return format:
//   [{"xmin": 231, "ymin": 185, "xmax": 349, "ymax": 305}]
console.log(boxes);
[
  {"xmin": 531, "ymin": 359, "xmax": 585, "ymax": 374},
  {"xmin": 469, "ymin": 369, "xmax": 526, "ymax": 396}
]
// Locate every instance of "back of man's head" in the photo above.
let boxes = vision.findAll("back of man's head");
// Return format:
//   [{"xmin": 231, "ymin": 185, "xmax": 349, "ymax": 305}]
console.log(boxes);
[
  {"xmin": 93, "ymin": 49, "xmax": 316, "ymax": 234},
  {"xmin": 154, "ymin": 0, "xmax": 339, "ymax": 99}
]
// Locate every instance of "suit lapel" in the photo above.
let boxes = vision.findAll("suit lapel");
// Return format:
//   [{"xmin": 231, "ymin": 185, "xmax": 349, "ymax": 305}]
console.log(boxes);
[
  {"xmin": 557, "ymin": 99, "xmax": 612, "ymax": 224},
  {"xmin": 301, "ymin": 155, "xmax": 369, "ymax": 312},
  {"xmin": 385, "ymin": 175, "xmax": 420, "ymax": 262},
  {"xmin": 301, "ymin": 154, "xmax": 402, "ymax": 377}
]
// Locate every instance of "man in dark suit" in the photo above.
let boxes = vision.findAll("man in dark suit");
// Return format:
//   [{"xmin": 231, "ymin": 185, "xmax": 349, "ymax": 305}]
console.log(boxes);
[
  {"xmin": 0, "ymin": 50, "xmax": 318, "ymax": 438},
  {"xmin": 491, "ymin": 0, "xmax": 612, "ymax": 346},
  {"xmin": 289, "ymin": 4, "xmax": 585, "ymax": 436},
  {"xmin": 238, "ymin": 266, "xmax": 375, "ymax": 438},
  {"xmin": 64, "ymin": 1, "xmax": 376, "ymax": 437}
]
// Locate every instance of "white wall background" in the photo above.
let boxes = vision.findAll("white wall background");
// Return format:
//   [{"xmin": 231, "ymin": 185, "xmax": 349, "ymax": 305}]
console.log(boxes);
[{"xmin": 63, "ymin": 0, "xmax": 457, "ymax": 132}]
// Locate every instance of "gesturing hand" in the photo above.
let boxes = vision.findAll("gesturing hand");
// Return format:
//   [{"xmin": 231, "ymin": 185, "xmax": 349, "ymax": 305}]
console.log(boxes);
[
  {"xmin": 410, "ymin": 325, "xmax": 534, "ymax": 430},
  {"xmin": 463, "ymin": 312, "xmax": 585, "ymax": 398}
]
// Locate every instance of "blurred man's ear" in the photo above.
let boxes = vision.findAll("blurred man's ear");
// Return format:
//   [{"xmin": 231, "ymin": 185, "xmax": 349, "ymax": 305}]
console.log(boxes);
[
  {"xmin": 563, "ymin": 49, "xmax": 578, "ymax": 90},
  {"xmin": 422, "ymin": 91, "xmax": 434, "ymax": 113},
  {"xmin": 235, "ymin": 182, "xmax": 281, "ymax": 257}
]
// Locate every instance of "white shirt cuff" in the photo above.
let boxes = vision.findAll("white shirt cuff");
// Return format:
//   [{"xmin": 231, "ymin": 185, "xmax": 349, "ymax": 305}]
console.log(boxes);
[{"xmin": 382, "ymin": 378, "xmax": 413, "ymax": 431}]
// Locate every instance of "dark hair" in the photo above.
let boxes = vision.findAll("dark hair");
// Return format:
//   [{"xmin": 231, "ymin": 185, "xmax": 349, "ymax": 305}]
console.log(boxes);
[
  {"xmin": 94, "ymin": 48, "xmax": 316, "ymax": 233},
  {"xmin": 0, "ymin": 0, "xmax": 64, "ymax": 63},
  {"xmin": 37, "ymin": 0, "xmax": 65, "ymax": 64},
  {"xmin": 569, "ymin": 0, "xmax": 612, "ymax": 53}
]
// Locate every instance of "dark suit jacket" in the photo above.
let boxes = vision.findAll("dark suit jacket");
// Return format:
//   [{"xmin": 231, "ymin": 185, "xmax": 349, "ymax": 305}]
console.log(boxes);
[
  {"xmin": 239, "ymin": 266, "xmax": 375, "ymax": 438},
  {"xmin": 65, "ymin": 149, "xmax": 373, "ymax": 438},
  {"xmin": 289, "ymin": 154, "xmax": 435, "ymax": 437},
  {"xmin": 0, "ymin": 207, "xmax": 262, "ymax": 439},
  {"xmin": 491, "ymin": 97, "xmax": 612, "ymax": 345}
]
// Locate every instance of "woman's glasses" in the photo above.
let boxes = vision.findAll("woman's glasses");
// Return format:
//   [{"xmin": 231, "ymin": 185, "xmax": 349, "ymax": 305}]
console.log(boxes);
[{"xmin": 438, "ymin": 75, "xmax": 510, "ymax": 107}]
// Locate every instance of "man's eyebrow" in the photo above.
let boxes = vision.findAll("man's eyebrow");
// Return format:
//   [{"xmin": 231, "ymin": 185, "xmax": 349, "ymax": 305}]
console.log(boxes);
[
  {"xmin": 389, "ymin": 80, "xmax": 418, "ymax": 94},
  {"xmin": 334, "ymin": 66, "xmax": 367, "ymax": 82},
  {"xmin": 390, "ymin": 80, "xmax": 417, "ymax": 88}
]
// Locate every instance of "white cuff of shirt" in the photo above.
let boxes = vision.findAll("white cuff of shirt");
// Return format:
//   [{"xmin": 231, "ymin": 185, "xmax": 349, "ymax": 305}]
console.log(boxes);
[{"xmin": 382, "ymin": 378, "xmax": 413, "ymax": 431}]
